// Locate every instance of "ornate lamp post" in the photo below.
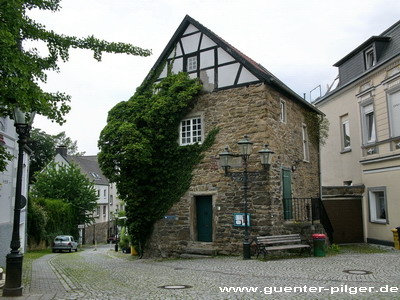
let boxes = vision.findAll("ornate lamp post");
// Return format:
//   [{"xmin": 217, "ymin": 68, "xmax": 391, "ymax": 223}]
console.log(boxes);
[
  {"xmin": 219, "ymin": 136, "xmax": 274, "ymax": 260},
  {"xmin": 3, "ymin": 107, "xmax": 35, "ymax": 297}
]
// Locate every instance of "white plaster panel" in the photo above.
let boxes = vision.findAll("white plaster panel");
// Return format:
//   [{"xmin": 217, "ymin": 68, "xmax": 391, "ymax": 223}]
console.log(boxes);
[
  {"xmin": 181, "ymin": 33, "xmax": 201, "ymax": 54},
  {"xmin": 200, "ymin": 50, "xmax": 214, "ymax": 69},
  {"xmin": 184, "ymin": 24, "xmax": 199, "ymax": 35},
  {"xmin": 158, "ymin": 64, "xmax": 168, "ymax": 79},
  {"xmin": 200, "ymin": 35, "xmax": 216, "ymax": 49},
  {"xmin": 218, "ymin": 48, "xmax": 235, "ymax": 64},
  {"xmin": 168, "ymin": 43, "xmax": 183, "ymax": 58},
  {"xmin": 218, "ymin": 63, "xmax": 240, "ymax": 88},
  {"xmin": 200, "ymin": 69, "xmax": 215, "ymax": 92},
  {"xmin": 189, "ymin": 72, "xmax": 197, "ymax": 79},
  {"xmin": 237, "ymin": 67, "xmax": 259, "ymax": 84},
  {"xmin": 171, "ymin": 58, "xmax": 183, "ymax": 74}
]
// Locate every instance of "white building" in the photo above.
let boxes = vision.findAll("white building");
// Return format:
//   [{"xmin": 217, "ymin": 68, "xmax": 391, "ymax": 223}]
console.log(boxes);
[{"xmin": 0, "ymin": 116, "xmax": 30, "ymax": 268}]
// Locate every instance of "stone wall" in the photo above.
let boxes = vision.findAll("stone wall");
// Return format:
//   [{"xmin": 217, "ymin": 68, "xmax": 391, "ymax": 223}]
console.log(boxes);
[
  {"xmin": 146, "ymin": 83, "xmax": 320, "ymax": 257},
  {"xmin": 84, "ymin": 221, "xmax": 110, "ymax": 244}
]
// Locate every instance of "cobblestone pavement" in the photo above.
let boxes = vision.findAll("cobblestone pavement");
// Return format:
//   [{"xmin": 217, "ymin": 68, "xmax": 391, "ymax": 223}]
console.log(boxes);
[{"xmin": 2, "ymin": 244, "xmax": 400, "ymax": 299}]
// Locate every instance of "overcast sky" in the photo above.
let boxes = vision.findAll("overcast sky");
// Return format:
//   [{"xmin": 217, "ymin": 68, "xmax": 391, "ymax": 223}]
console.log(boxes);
[{"xmin": 28, "ymin": 0, "xmax": 400, "ymax": 155}]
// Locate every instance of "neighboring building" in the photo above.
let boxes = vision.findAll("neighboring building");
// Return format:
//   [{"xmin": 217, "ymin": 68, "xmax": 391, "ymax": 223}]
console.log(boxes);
[
  {"xmin": 315, "ymin": 20, "xmax": 400, "ymax": 246},
  {"xmin": 0, "ymin": 116, "xmax": 30, "ymax": 268},
  {"xmin": 143, "ymin": 15, "xmax": 324, "ymax": 257},
  {"xmin": 53, "ymin": 147, "xmax": 121, "ymax": 243}
]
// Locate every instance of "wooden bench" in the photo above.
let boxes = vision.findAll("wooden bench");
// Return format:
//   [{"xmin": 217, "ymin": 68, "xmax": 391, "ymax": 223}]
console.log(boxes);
[{"xmin": 254, "ymin": 234, "xmax": 311, "ymax": 259}]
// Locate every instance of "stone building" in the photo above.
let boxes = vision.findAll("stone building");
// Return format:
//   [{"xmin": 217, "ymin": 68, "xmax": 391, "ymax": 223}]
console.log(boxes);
[{"xmin": 144, "ymin": 15, "xmax": 323, "ymax": 256}]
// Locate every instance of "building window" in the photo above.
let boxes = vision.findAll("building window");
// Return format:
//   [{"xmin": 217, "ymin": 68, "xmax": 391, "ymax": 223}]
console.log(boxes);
[
  {"xmin": 104, "ymin": 189, "xmax": 106, "ymax": 197},
  {"xmin": 110, "ymin": 195, "xmax": 113, "ymax": 205},
  {"xmin": 97, "ymin": 190, "xmax": 100, "ymax": 197},
  {"xmin": 364, "ymin": 47, "xmax": 375, "ymax": 70},
  {"xmin": 302, "ymin": 124, "xmax": 309, "ymax": 162},
  {"xmin": 368, "ymin": 187, "xmax": 388, "ymax": 224},
  {"xmin": 361, "ymin": 103, "xmax": 376, "ymax": 144},
  {"xmin": 103, "ymin": 205, "xmax": 106, "ymax": 216},
  {"xmin": 187, "ymin": 56, "xmax": 197, "ymax": 72},
  {"xmin": 96, "ymin": 206, "xmax": 100, "ymax": 217},
  {"xmin": 341, "ymin": 116, "xmax": 351, "ymax": 151},
  {"xmin": 280, "ymin": 100, "xmax": 286, "ymax": 123},
  {"xmin": 180, "ymin": 117, "xmax": 202, "ymax": 145},
  {"xmin": 388, "ymin": 89, "xmax": 400, "ymax": 138}
]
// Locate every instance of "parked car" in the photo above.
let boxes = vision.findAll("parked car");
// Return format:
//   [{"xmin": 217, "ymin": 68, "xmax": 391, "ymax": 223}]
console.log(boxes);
[{"xmin": 52, "ymin": 235, "xmax": 78, "ymax": 253}]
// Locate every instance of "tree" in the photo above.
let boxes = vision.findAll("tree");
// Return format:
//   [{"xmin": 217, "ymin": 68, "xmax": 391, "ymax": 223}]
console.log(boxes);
[
  {"xmin": 0, "ymin": 0, "xmax": 151, "ymax": 168},
  {"xmin": 27, "ymin": 128, "xmax": 84, "ymax": 182},
  {"xmin": 31, "ymin": 162, "xmax": 97, "ymax": 233},
  {"xmin": 98, "ymin": 73, "xmax": 218, "ymax": 254}
]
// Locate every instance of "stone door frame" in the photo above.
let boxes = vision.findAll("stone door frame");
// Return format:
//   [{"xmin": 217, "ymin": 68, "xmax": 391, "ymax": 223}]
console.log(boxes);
[{"xmin": 189, "ymin": 191, "xmax": 217, "ymax": 243}]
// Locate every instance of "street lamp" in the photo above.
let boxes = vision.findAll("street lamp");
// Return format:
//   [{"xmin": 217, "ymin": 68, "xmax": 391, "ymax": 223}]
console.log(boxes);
[
  {"xmin": 3, "ymin": 107, "xmax": 35, "ymax": 297},
  {"xmin": 219, "ymin": 136, "xmax": 273, "ymax": 260}
]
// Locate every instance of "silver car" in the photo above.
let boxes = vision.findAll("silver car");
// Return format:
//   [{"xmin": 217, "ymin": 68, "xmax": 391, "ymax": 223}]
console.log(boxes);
[{"xmin": 52, "ymin": 235, "xmax": 78, "ymax": 253}]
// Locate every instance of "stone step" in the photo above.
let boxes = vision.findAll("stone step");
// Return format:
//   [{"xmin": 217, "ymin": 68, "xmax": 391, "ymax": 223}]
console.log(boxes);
[
  {"xmin": 180, "ymin": 253, "xmax": 213, "ymax": 259},
  {"xmin": 185, "ymin": 248, "xmax": 217, "ymax": 256}
]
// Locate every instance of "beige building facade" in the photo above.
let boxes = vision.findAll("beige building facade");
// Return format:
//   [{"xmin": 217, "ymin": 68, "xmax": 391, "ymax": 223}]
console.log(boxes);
[{"xmin": 316, "ymin": 21, "xmax": 400, "ymax": 245}]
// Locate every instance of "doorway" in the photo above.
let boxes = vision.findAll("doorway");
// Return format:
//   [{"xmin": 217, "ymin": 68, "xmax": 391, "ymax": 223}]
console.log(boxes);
[
  {"xmin": 282, "ymin": 169, "xmax": 292, "ymax": 220},
  {"xmin": 196, "ymin": 196, "xmax": 213, "ymax": 242}
]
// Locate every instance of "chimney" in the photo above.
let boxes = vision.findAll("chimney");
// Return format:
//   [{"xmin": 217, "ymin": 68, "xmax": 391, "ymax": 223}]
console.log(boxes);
[{"xmin": 56, "ymin": 145, "xmax": 68, "ymax": 157}]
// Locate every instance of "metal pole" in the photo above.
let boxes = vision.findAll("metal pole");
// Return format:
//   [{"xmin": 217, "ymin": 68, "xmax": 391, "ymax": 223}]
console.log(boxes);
[
  {"xmin": 243, "ymin": 155, "xmax": 251, "ymax": 260},
  {"xmin": 3, "ymin": 124, "xmax": 29, "ymax": 297}
]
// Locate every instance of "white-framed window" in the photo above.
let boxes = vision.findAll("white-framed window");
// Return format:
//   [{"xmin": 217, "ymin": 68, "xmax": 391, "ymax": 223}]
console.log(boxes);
[
  {"xmin": 96, "ymin": 206, "xmax": 100, "ymax": 217},
  {"xmin": 361, "ymin": 103, "xmax": 376, "ymax": 144},
  {"xmin": 302, "ymin": 124, "xmax": 309, "ymax": 162},
  {"xmin": 280, "ymin": 99, "xmax": 286, "ymax": 123},
  {"xmin": 387, "ymin": 89, "xmax": 400, "ymax": 138},
  {"xmin": 97, "ymin": 190, "xmax": 100, "ymax": 197},
  {"xmin": 187, "ymin": 56, "xmax": 197, "ymax": 72},
  {"xmin": 341, "ymin": 115, "xmax": 351, "ymax": 151},
  {"xmin": 180, "ymin": 116, "xmax": 202, "ymax": 145},
  {"xmin": 368, "ymin": 187, "xmax": 388, "ymax": 224},
  {"xmin": 110, "ymin": 195, "xmax": 113, "ymax": 205},
  {"xmin": 364, "ymin": 47, "xmax": 375, "ymax": 70},
  {"xmin": 104, "ymin": 189, "xmax": 106, "ymax": 197}
]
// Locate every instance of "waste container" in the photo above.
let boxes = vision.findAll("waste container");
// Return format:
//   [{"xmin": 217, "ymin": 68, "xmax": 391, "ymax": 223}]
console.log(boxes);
[
  {"xmin": 312, "ymin": 233, "xmax": 326, "ymax": 257},
  {"xmin": 391, "ymin": 227, "xmax": 400, "ymax": 250}
]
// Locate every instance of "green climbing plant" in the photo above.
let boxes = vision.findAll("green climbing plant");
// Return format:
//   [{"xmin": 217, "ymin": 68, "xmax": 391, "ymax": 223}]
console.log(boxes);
[{"xmin": 98, "ymin": 72, "xmax": 219, "ymax": 254}]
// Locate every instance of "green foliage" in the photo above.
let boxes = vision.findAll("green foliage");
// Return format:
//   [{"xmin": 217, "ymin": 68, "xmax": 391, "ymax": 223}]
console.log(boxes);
[
  {"xmin": 27, "ymin": 196, "xmax": 48, "ymax": 244},
  {"xmin": 0, "ymin": 0, "xmax": 151, "ymax": 124},
  {"xmin": 326, "ymin": 243, "xmax": 341, "ymax": 255},
  {"xmin": 0, "ymin": 0, "xmax": 151, "ymax": 169},
  {"xmin": 0, "ymin": 144, "xmax": 14, "ymax": 172},
  {"xmin": 32, "ymin": 162, "xmax": 97, "ymax": 233},
  {"xmin": 27, "ymin": 128, "xmax": 84, "ymax": 182},
  {"xmin": 304, "ymin": 111, "xmax": 330, "ymax": 146},
  {"xmin": 119, "ymin": 226, "xmax": 130, "ymax": 249},
  {"xmin": 28, "ymin": 197, "xmax": 75, "ymax": 244},
  {"xmin": 98, "ymin": 73, "xmax": 218, "ymax": 250}
]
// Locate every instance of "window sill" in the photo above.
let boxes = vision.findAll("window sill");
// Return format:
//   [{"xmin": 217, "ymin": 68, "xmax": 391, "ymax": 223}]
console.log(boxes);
[
  {"xmin": 340, "ymin": 148, "xmax": 352, "ymax": 154},
  {"xmin": 370, "ymin": 220, "xmax": 387, "ymax": 225}
]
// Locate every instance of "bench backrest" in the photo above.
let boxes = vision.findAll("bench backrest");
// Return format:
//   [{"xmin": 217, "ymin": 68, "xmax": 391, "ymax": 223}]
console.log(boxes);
[{"xmin": 256, "ymin": 234, "xmax": 302, "ymax": 245}]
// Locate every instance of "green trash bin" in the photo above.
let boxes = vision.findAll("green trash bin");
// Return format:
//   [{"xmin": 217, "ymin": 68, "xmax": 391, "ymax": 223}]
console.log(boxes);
[{"xmin": 312, "ymin": 234, "xmax": 326, "ymax": 257}]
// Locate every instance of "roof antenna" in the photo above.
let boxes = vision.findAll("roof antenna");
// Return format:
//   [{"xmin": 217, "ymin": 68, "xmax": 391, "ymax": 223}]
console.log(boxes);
[{"xmin": 310, "ymin": 85, "xmax": 321, "ymax": 103}]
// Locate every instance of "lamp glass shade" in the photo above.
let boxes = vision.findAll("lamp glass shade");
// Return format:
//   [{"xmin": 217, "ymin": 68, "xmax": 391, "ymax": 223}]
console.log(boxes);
[
  {"xmin": 258, "ymin": 144, "xmax": 274, "ymax": 166},
  {"xmin": 237, "ymin": 136, "xmax": 253, "ymax": 156},
  {"xmin": 219, "ymin": 147, "xmax": 232, "ymax": 168},
  {"xmin": 13, "ymin": 107, "xmax": 35, "ymax": 125}
]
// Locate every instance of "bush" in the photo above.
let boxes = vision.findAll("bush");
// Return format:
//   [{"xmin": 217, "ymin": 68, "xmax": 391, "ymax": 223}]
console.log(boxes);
[{"xmin": 119, "ymin": 226, "xmax": 130, "ymax": 250}]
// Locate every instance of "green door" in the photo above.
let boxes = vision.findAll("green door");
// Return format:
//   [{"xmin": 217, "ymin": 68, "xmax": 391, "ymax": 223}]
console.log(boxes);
[
  {"xmin": 282, "ymin": 169, "xmax": 293, "ymax": 220},
  {"xmin": 196, "ymin": 196, "xmax": 213, "ymax": 242}
]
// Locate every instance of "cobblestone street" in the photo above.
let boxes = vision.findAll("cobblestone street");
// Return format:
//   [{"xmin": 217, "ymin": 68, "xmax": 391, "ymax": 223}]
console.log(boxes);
[{"xmin": 2, "ymin": 244, "xmax": 400, "ymax": 299}]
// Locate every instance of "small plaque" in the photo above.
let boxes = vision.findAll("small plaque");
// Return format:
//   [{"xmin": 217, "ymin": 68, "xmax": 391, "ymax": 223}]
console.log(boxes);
[{"xmin": 233, "ymin": 213, "xmax": 251, "ymax": 227}]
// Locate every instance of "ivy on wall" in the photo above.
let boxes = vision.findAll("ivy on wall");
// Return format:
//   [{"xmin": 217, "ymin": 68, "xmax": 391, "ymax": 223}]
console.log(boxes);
[
  {"xmin": 304, "ymin": 111, "xmax": 330, "ymax": 146},
  {"xmin": 98, "ymin": 72, "xmax": 218, "ymax": 255}
]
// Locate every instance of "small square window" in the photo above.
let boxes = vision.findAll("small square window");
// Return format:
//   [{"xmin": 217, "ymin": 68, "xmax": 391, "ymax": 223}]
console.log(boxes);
[
  {"xmin": 187, "ymin": 56, "xmax": 197, "ymax": 72},
  {"xmin": 280, "ymin": 100, "xmax": 286, "ymax": 123},
  {"xmin": 364, "ymin": 48, "xmax": 375, "ymax": 70},
  {"xmin": 180, "ymin": 116, "xmax": 202, "ymax": 145},
  {"xmin": 302, "ymin": 124, "xmax": 309, "ymax": 162},
  {"xmin": 368, "ymin": 187, "xmax": 388, "ymax": 224}
]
